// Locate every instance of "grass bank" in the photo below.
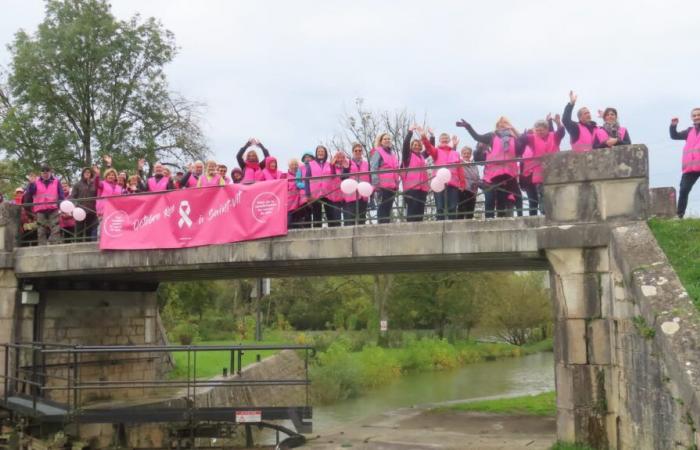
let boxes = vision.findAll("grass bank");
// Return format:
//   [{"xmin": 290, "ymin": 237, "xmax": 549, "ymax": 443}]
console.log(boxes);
[
  {"xmin": 437, "ymin": 391, "xmax": 556, "ymax": 416},
  {"xmin": 168, "ymin": 339, "xmax": 284, "ymax": 379},
  {"xmin": 648, "ymin": 218, "xmax": 700, "ymax": 307},
  {"xmin": 550, "ymin": 443, "xmax": 595, "ymax": 450}
]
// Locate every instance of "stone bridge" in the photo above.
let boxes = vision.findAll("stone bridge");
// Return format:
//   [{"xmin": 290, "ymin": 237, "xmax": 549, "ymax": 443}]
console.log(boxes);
[{"xmin": 1, "ymin": 145, "xmax": 699, "ymax": 449}]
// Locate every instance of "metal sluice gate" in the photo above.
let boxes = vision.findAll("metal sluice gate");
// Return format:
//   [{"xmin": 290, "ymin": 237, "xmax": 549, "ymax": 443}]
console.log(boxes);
[{"xmin": 0, "ymin": 342, "xmax": 314, "ymax": 449}]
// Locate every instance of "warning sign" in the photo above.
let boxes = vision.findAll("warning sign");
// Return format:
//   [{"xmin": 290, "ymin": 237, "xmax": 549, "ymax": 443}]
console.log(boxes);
[{"xmin": 235, "ymin": 410, "xmax": 262, "ymax": 423}]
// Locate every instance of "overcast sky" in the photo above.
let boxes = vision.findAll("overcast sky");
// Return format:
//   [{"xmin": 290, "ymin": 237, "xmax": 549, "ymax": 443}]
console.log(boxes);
[{"xmin": 2, "ymin": 0, "xmax": 699, "ymax": 213}]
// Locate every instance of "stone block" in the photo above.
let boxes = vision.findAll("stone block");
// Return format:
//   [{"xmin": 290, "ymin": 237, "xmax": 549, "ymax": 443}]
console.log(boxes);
[
  {"xmin": 537, "ymin": 223, "xmax": 611, "ymax": 250},
  {"xmin": 587, "ymin": 319, "xmax": 612, "ymax": 365},
  {"xmin": 599, "ymin": 273, "xmax": 613, "ymax": 318},
  {"xmin": 0, "ymin": 270, "xmax": 17, "ymax": 289},
  {"xmin": 557, "ymin": 408, "xmax": 576, "ymax": 443},
  {"xmin": 555, "ymin": 274, "xmax": 601, "ymax": 319},
  {"xmin": 556, "ymin": 363, "xmax": 574, "ymax": 410},
  {"xmin": 585, "ymin": 247, "xmax": 610, "ymax": 273},
  {"xmin": 596, "ymin": 178, "xmax": 649, "ymax": 221},
  {"xmin": 649, "ymin": 187, "xmax": 677, "ymax": 218},
  {"xmin": 544, "ymin": 184, "xmax": 583, "ymax": 222},
  {"xmin": 555, "ymin": 319, "xmax": 587, "ymax": 364},
  {"xmin": 543, "ymin": 145, "xmax": 648, "ymax": 184},
  {"xmin": 546, "ymin": 248, "xmax": 585, "ymax": 275}
]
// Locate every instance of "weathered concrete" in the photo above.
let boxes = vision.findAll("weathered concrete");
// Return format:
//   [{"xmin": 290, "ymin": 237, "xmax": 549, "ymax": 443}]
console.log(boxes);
[
  {"xmin": 543, "ymin": 145, "xmax": 650, "ymax": 223},
  {"xmin": 607, "ymin": 222, "xmax": 700, "ymax": 449},
  {"xmin": 649, "ymin": 187, "xmax": 677, "ymax": 218}
]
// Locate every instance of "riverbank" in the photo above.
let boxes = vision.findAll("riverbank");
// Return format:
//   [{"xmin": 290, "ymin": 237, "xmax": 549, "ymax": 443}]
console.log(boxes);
[{"xmin": 304, "ymin": 406, "xmax": 556, "ymax": 449}]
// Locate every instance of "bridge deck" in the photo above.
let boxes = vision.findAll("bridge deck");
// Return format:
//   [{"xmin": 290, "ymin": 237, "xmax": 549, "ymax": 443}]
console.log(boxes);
[{"xmin": 12, "ymin": 217, "xmax": 566, "ymax": 282}]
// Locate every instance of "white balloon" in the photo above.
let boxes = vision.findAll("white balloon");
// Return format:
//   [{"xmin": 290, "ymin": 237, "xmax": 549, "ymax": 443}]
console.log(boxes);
[
  {"xmin": 59, "ymin": 200, "xmax": 75, "ymax": 214},
  {"xmin": 430, "ymin": 178, "xmax": 446, "ymax": 193},
  {"xmin": 340, "ymin": 178, "xmax": 359, "ymax": 195},
  {"xmin": 72, "ymin": 207, "xmax": 87, "ymax": 222},
  {"xmin": 357, "ymin": 181, "xmax": 374, "ymax": 197},
  {"xmin": 436, "ymin": 167, "xmax": 451, "ymax": 183}
]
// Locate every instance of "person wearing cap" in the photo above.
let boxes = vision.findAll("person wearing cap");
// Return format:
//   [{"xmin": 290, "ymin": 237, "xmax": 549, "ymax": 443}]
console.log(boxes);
[
  {"xmin": 23, "ymin": 164, "xmax": 65, "ymax": 244},
  {"xmin": 11, "ymin": 187, "xmax": 25, "ymax": 205}
]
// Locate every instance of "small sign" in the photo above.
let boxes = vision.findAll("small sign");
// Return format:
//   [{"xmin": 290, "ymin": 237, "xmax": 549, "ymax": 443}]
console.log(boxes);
[
  {"xmin": 380, "ymin": 320, "xmax": 388, "ymax": 332},
  {"xmin": 236, "ymin": 410, "xmax": 262, "ymax": 423}
]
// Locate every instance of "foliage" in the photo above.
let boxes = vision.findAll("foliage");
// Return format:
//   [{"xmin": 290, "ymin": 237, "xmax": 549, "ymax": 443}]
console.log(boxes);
[
  {"xmin": 481, "ymin": 272, "xmax": 552, "ymax": 345},
  {"xmin": 0, "ymin": 158, "xmax": 21, "ymax": 196},
  {"xmin": 169, "ymin": 321, "xmax": 200, "ymax": 345},
  {"xmin": 266, "ymin": 276, "xmax": 374, "ymax": 331},
  {"xmin": 0, "ymin": 0, "xmax": 206, "ymax": 181},
  {"xmin": 309, "ymin": 337, "xmax": 529, "ymax": 404},
  {"xmin": 632, "ymin": 315, "xmax": 656, "ymax": 339},
  {"xmin": 550, "ymin": 443, "xmax": 596, "ymax": 450},
  {"xmin": 439, "ymin": 391, "xmax": 556, "ymax": 416},
  {"xmin": 648, "ymin": 218, "xmax": 700, "ymax": 308},
  {"xmin": 388, "ymin": 272, "xmax": 486, "ymax": 340}
]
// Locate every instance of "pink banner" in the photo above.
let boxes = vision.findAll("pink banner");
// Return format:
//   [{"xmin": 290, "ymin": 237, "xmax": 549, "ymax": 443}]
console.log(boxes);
[{"xmin": 99, "ymin": 180, "xmax": 288, "ymax": 250}]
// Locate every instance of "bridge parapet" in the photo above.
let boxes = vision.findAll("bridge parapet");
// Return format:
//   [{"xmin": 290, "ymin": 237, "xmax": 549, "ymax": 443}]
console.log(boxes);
[{"xmin": 543, "ymin": 144, "xmax": 649, "ymax": 223}]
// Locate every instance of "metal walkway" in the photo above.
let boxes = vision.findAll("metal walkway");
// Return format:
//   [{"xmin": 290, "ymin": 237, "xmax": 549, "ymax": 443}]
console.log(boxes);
[{"xmin": 1, "ymin": 342, "xmax": 314, "ymax": 448}]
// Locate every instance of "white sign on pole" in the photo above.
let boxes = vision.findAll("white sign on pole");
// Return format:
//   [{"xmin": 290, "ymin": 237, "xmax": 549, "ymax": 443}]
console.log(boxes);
[{"xmin": 380, "ymin": 320, "xmax": 388, "ymax": 332}]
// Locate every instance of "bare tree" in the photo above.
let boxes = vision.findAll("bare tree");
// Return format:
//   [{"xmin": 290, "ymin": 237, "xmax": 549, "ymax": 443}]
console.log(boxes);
[{"xmin": 331, "ymin": 98, "xmax": 416, "ymax": 164}]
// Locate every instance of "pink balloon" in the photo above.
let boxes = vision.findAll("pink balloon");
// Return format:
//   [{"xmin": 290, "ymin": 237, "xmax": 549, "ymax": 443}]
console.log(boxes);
[
  {"xmin": 436, "ymin": 168, "xmax": 451, "ymax": 183},
  {"xmin": 340, "ymin": 178, "xmax": 359, "ymax": 195},
  {"xmin": 430, "ymin": 178, "xmax": 446, "ymax": 193},
  {"xmin": 72, "ymin": 207, "xmax": 87, "ymax": 222},
  {"xmin": 59, "ymin": 200, "xmax": 75, "ymax": 214},
  {"xmin": 357, "ymin": 181, "xmax": 374, "ymax": 197}
]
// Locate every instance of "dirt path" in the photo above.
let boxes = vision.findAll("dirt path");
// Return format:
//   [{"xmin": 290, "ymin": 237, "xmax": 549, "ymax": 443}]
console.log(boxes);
[{"xmin": 302, "ymin": 406, "xmax": 556, "ymax": 449}]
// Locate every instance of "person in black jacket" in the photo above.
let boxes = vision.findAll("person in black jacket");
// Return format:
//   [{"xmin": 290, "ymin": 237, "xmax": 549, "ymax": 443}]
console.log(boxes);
[{"xmin": 670, "ymin": 108, "xmax": 700, "ymax": 218}]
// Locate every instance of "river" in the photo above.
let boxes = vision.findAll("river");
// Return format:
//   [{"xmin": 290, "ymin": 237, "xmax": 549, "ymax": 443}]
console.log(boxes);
[{"xmin": 312, "ymin": 351, "xmax": 554, "ymax": 432}]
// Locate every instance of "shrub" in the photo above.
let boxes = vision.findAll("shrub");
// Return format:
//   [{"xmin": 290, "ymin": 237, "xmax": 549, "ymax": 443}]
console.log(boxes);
[{"xmin": 170, "ymin": 322, "xmax": 200, "ymax": 345}]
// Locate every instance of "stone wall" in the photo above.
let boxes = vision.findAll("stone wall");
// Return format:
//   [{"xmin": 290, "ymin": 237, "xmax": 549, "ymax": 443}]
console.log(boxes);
[
  {"xmin": 608, "ymin": 222, "xmax": 699, "ymax": 449},
  {"xmin": 39, "ymin": 290, "xmax": 161, "ymax": 404}
]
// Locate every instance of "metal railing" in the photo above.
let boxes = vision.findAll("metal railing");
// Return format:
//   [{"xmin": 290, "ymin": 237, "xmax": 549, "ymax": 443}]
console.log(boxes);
[
  {"xmin": 1, "ymin": 342, "xmax": 314, "ymax": 420},
  {"xmin": 10, "ymin": 155, "xmax": 547, "ymax": 245}
]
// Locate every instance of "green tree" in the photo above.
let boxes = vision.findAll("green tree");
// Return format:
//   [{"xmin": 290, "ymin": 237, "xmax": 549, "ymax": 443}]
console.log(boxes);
[
  {"xmin": 0, "ymin": 0, "xmax": 206, "ymax": 180},
  {"xmin": 388, "ymin": 272, "xmax": 486, "ymax": 339},
  {"xmin": 482, "ymin": 272, "xmax": 552, "ymax": 346}
]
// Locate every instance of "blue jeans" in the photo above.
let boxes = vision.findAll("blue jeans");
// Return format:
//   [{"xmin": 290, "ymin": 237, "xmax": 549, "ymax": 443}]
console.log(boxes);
[{"xmin": 434, "ymin": 185, "xmax": 459, "ymax": 220}]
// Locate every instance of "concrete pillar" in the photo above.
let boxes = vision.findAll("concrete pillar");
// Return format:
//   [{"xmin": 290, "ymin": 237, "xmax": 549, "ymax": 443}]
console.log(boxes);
[{"xmin": 548, "ymin": 247, "xmax": 616, "ymax": 448}]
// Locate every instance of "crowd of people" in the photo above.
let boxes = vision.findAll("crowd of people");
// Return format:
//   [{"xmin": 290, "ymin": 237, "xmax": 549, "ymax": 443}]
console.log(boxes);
[{"xmin": 5, "ymin": 92, "xmax": 700, "ymax": 245}]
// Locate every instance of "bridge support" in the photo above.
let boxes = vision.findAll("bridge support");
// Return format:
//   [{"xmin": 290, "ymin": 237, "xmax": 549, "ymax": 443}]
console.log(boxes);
[
  {"xmin": 547, "ymin": 247, "xmax": 615, "ymax": 448},
  {"xmin": 542, "ymin": 145, "xmax": 698, "ymax": 449},
  {"xmin": 542, "ymin": 146, "xmax": 650, "ymax": 448}
]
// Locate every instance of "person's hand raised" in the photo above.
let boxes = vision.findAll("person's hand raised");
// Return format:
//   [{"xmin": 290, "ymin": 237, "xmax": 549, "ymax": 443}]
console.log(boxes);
[
  {"xmin": 569, "ymin": 90, "xmax": 577, "ymax": 104},
  {"xmin": 671, "ymin": 117, "xmax": 680, "ymax": 126}
]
